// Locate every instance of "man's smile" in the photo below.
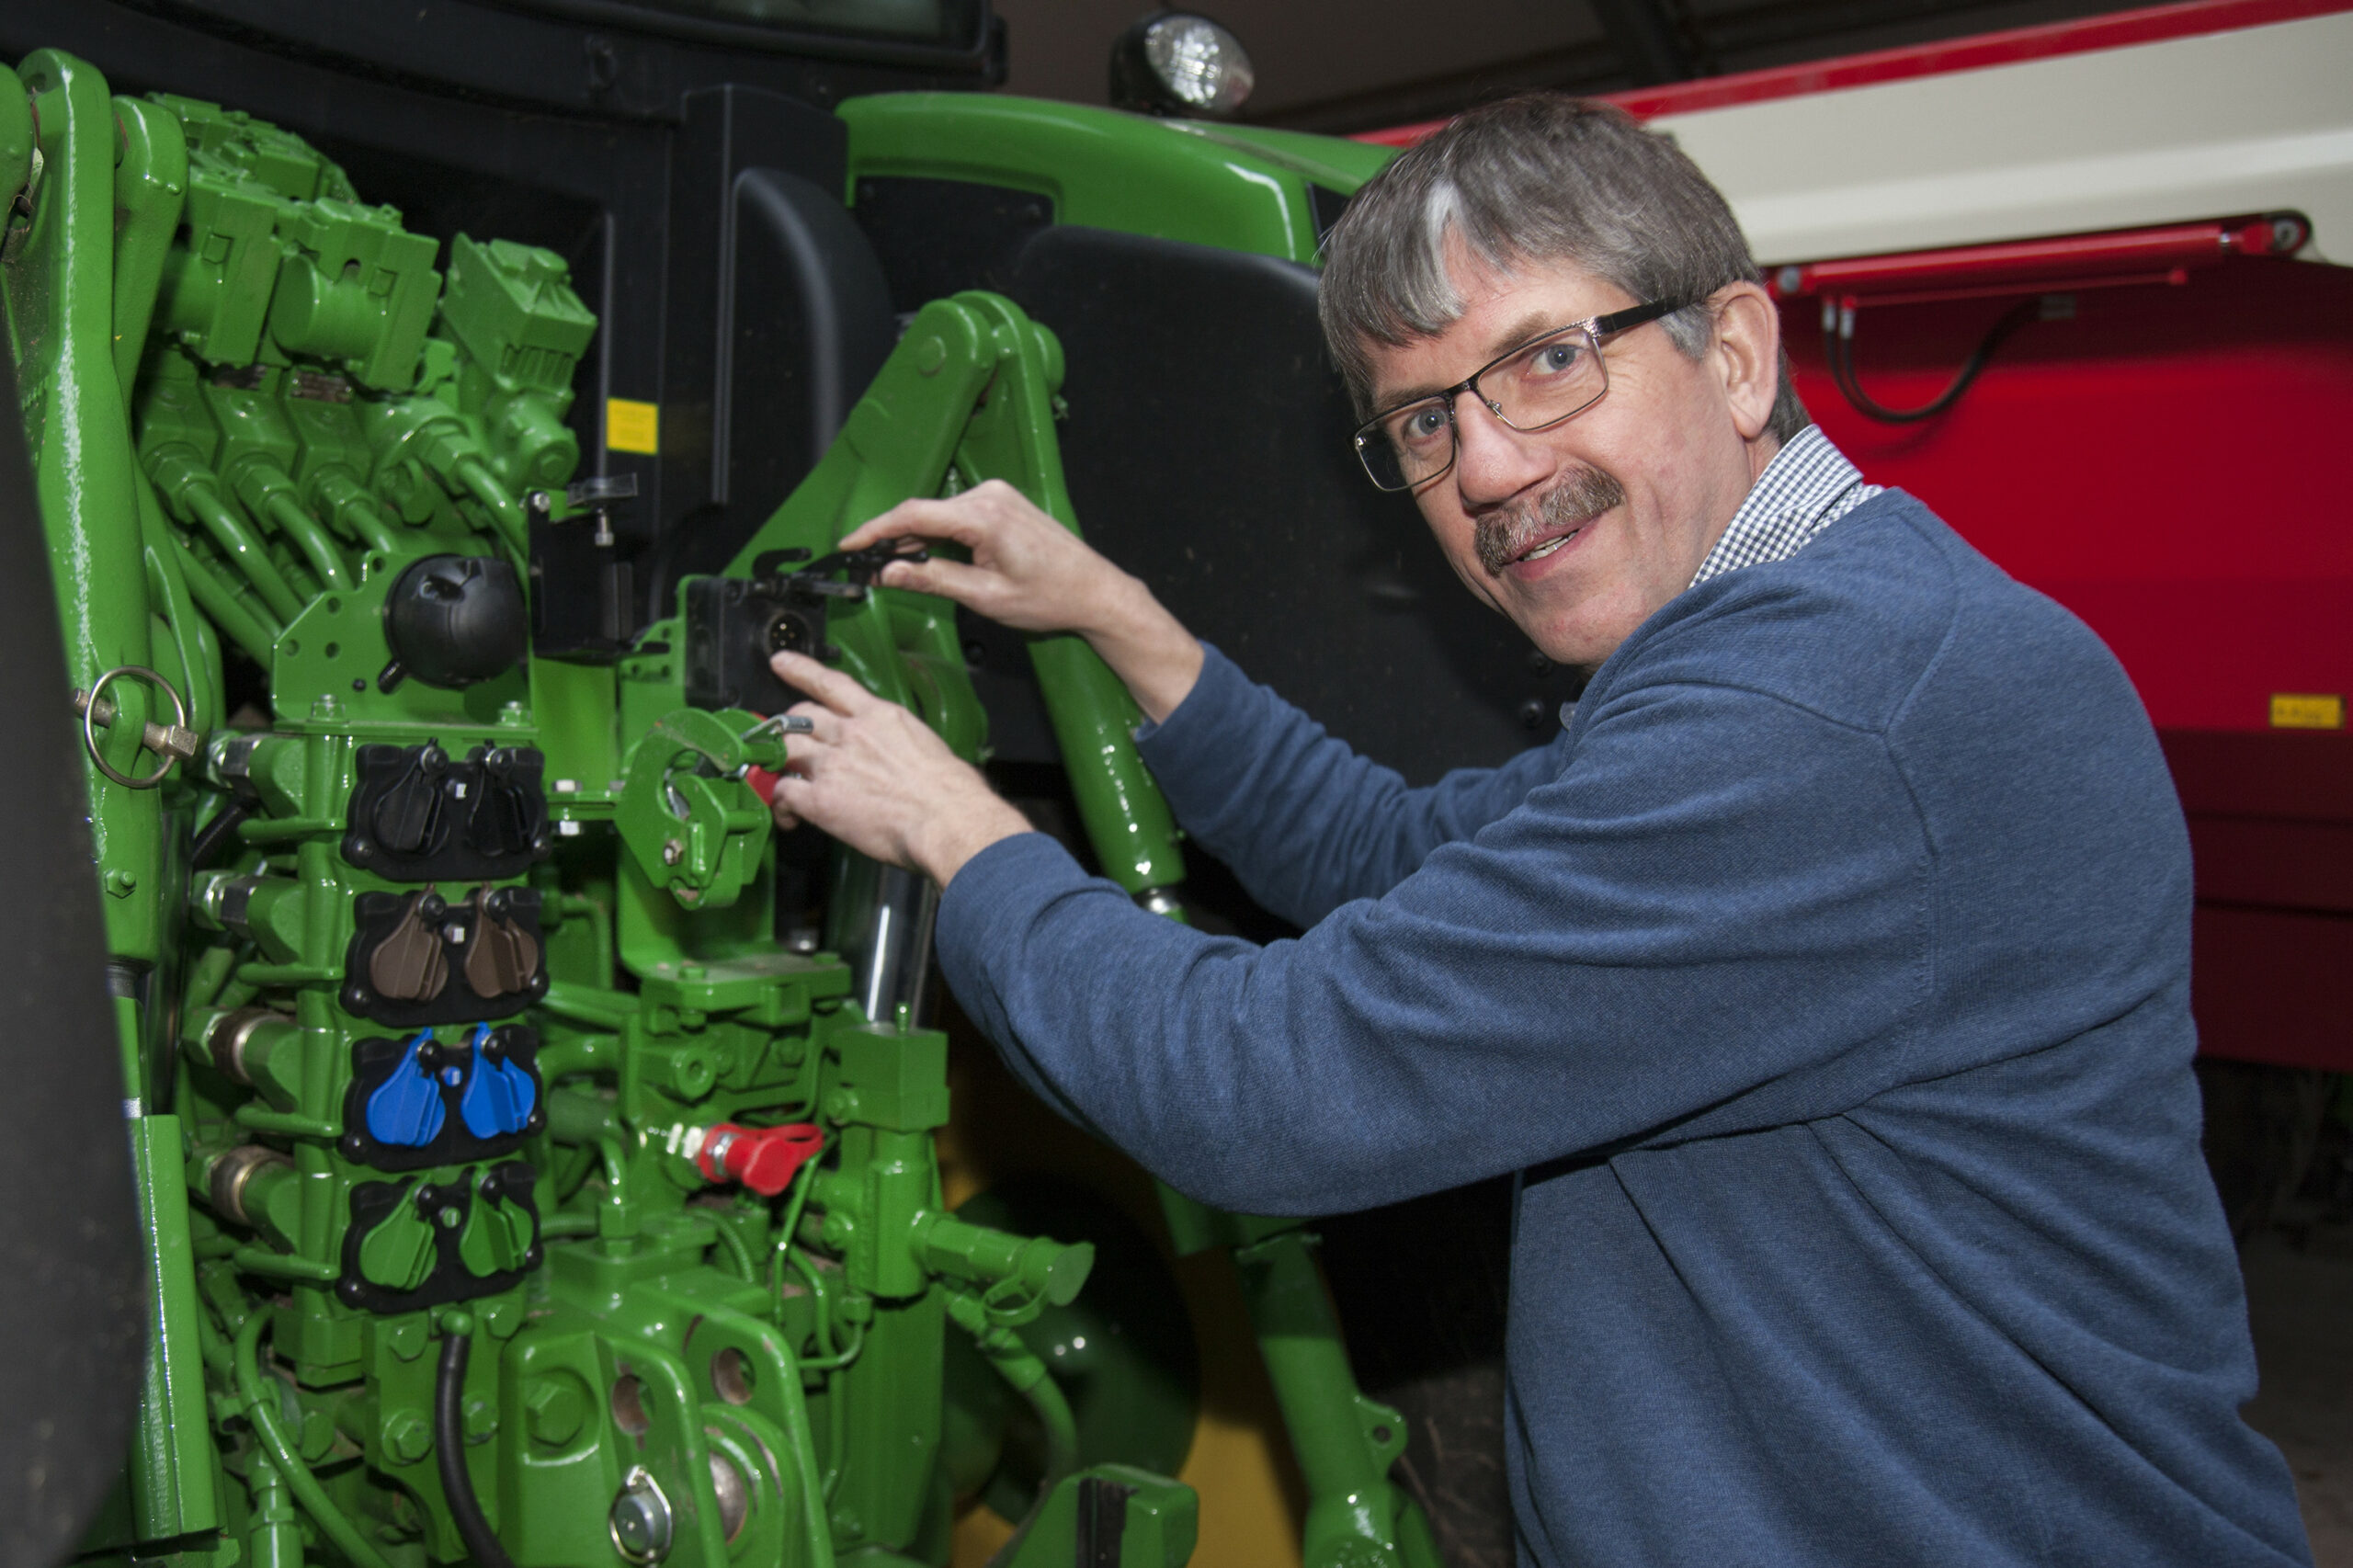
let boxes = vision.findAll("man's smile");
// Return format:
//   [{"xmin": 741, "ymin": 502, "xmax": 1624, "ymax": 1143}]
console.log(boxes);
[{"xmin": 1474, "ymin": 464, "xmax": 1628, "ymax": 578}]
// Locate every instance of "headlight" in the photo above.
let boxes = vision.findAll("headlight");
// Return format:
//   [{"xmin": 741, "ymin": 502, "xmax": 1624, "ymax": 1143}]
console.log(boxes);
[{"xmin": 1110, "ymin": 10, "xmax": 1256, "ymax": 119}]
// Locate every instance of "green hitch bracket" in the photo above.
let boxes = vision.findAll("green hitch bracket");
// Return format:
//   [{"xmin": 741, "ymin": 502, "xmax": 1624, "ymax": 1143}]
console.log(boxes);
[{"xmin": 615, "ymin": 706, "xmax": 785, "ymax": 909}]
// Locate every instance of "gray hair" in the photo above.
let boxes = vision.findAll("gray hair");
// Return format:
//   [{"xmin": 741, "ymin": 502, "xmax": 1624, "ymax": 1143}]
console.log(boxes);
[{"xmin": 1319, "ymin": 94, "xmax": 1809, "ymax": 442}]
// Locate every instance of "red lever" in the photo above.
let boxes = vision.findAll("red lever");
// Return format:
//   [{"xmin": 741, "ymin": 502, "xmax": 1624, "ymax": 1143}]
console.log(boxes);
[
  {"xmin": 745, "ymin": 765, "xmax": 783, "ymax": 804},
  {"xmin": 696, "ymin": 1122, "xmax": 824, "ymax": 1197}
]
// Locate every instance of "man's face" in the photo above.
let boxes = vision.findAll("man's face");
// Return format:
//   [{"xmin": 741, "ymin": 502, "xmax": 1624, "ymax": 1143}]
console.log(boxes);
[{"xmin": 1363, "ymin": 254, "xmax": 1779, "ymax": 671}]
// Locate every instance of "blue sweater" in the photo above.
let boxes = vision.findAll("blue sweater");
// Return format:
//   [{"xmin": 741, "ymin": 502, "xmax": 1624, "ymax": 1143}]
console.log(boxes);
[{"xmin": 936, "ymin": 492, "xmax": 2309, "ymax": 1567}]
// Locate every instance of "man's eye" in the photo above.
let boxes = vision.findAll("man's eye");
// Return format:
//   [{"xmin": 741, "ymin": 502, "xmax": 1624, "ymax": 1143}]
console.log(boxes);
[
  {"xmin": 1393, "ymin": 404, "xmax": 1449, "ymax": 450},
  {"xmin": 1528, "ymin": 341, "xmax": 1584, "ymax": 377}
]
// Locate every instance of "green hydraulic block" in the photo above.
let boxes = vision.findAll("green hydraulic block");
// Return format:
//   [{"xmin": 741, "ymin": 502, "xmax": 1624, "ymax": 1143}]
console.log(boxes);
[
  {"xmin": 154, "ymin": 168, "xmax": 282, "ymax": 368},
  {"xmin": 437, "ymin": 234, "xmax": 595, "ymax": 490},
  {"xmin": 438, "ymin": 235, "xmax": 596, "ymax": 394},
  {"xmin": 266, "ymin": 197, "xmax": 441, "ymax": 392},
  {"xmin": 126, "ymin": 1116, "xmax": 221, "ymax": 1540},
  {"xmin": 275, "ymin": 381, "xmax": 406, "ymax": 555},
  {"xmin": 160, "ymin": 92, "xmax": 359, "ymax": 203}
]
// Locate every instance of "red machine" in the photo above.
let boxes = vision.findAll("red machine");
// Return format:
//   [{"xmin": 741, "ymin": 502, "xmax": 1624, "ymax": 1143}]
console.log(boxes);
[{"xmin": 1370, "ymin": 0, "xmax": 2353, "ymax": 1072}]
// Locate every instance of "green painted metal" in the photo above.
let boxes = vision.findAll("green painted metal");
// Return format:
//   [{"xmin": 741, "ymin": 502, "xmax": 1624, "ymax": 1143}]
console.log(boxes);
[
  {"xmin": 9, "ymin": 51, "xmax": 166, "ymax": 982},
  {"xmin": 10, "ymin": 54, "xmax": 1208, "ymax": 1568},
  {"xmin": 836, "ymin": 88, "xmax": 1440, "ymax": 1568},
  {"xmin": 842, "ymin": 95, "xmax": 1339, "ymax": 264},
  {"xmin": 13, "ymin": 42, "xmax": 1440, "ymax": 1568},
  {"xmin": 127, "ymin": 1115, "xmax": 222, "ymax": 1539},
  {"xmin": 1233, "ymin": 1230, "xmax": 1435, "ymax": 1568}
]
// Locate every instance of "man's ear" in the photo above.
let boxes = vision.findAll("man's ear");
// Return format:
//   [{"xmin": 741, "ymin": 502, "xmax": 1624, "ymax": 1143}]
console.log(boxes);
[{"xmin": 1709, "ymin": 282, "xmax": 1780, "ymax": 443}]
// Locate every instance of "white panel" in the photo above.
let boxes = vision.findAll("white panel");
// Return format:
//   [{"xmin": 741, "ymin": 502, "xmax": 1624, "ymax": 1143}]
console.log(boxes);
[{"xmin": 1651, "ymin": 10, "xmax": 2353, "ymax": 266}]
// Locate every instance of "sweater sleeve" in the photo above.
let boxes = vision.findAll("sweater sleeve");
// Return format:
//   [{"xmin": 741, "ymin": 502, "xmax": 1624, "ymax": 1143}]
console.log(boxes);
[
  {"xmin": 1136, "ymin": 644, "xmax": 1574, "ymax": 926},
  {"xmin": 938, "ymin": 675, "xmax": 1934, "ymax": 1216}
]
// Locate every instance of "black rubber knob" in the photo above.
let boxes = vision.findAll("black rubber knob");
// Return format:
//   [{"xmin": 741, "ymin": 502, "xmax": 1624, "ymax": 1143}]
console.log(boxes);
[{"xmin": 383, "ymin": 555, "xmax": 526, "ymax": 688}]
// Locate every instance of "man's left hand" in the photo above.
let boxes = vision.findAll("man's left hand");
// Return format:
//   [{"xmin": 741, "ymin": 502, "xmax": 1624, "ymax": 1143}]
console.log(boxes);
[{"xmin": 766, "ymin": 650, "xmax": 1032, "ymax": 886}]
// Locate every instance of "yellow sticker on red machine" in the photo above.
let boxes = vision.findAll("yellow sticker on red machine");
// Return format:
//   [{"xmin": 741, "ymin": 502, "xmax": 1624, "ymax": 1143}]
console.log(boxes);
[
  {"xmin": 606, "ymin": 398, "xmax": 659, "ymax": 455},
  {"xmin": 2269, "ymin": 693, "xmax": 2345, "ymax": 730}
]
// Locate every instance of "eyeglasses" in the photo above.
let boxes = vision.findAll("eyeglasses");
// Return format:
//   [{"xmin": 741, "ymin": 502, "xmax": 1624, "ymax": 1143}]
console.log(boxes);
[{"xmin": 1351, "ymin": 299, "xmax": 1687, "ymax": 493}]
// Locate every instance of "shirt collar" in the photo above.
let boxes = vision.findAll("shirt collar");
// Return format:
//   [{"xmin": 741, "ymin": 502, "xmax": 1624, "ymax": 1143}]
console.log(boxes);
[{"xmin": 1686, "ymin": 425, "xmax": 1877, "ymax": 590}]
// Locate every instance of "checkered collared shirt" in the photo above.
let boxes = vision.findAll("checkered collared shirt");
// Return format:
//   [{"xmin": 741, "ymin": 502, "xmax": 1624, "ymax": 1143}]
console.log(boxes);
[{"xmin": 1687, "ymin": 424, "xmax": 1881, "ymax": 589}]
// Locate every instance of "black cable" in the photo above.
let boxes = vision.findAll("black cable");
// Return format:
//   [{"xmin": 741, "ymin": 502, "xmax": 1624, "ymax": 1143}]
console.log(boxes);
[
  {"xmin": 435, "ymin": 1326, "xmax": 520, "ymax": 1568},
  {"xmin": 188, "ymin": 797, "xmax": 255, "ymax": 870},
  {"xmin": 1824, "ymin": 295, "xmax": 2041, "ymax": 424}
]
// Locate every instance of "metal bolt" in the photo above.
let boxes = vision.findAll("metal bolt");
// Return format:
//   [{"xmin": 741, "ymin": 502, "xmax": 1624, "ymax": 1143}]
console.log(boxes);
[
  {"xmin": 382, "ymin": 1409, "xmax": 430, "ymax": 1465},
  {"xmin": 661, "ymin": 839, "xmax": 683, "ymax": 866},
  {"xmin": 525, "ymin": 1379, "xmax": 586, "ymax": 1447}
]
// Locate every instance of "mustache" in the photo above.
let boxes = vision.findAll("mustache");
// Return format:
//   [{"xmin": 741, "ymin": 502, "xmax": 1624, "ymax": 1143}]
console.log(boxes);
[{"xmin": 1473, "ymin": 467, "xmax": 1626, "ymax": 575}]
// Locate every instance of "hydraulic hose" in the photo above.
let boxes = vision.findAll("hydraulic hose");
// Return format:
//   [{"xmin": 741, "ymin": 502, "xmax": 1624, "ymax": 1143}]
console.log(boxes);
[
  {"xmin": 231, "ymin": 1311, "xmax": 398, "ymax": 1568},
  {"xmin": 189, "ymin": 798, "xmax": 256, "ymax": 870},
  {"xmin": 166, "ymin": 532, "xmax": 281, "ymax": 665},
  {"xmin": 435, "ymin": 1318, "xmax": 520, "ymax": 1568},
  {"xmin": 149, "ymin": 448, "xmax": 307, "ymax": 623},
  {"xmin": 457, "ymin": 455, "xmax": 531, "ymax": 560},
  {"xmin": 311, "ymin": 468, "xmax": 406, "ymax": 556},
  {"xmin": 1823, "ymin": 295, "xmax": 2040, "ymax": 425},
  {"xmin": 945, "ymin": 1288, "xmax": 1081, "ymax": 1568},
  {"xmin": 137, "ymin": 474, "xmax": 219, "ymax": 734},
  {"xmin": 260, "ymin": 486, "xmax": 355, "ymax": 592}
]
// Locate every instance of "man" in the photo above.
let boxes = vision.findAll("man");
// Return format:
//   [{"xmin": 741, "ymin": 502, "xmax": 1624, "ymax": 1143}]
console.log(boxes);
[{"xmin": 766, "ymin": 97, "xmax": 2309, "ymax": 1566}]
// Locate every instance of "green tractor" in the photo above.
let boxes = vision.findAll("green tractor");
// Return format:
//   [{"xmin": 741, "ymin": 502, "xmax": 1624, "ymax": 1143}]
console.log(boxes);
[{"xmin": 1, "ymin": 7, "xmax": 1556, "ymax": 1567}]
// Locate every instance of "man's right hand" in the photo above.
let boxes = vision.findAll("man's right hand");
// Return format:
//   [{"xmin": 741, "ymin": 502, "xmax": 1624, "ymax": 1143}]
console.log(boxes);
[{"xmin": 839, "ymin": 479, "xmax": 1205, "ymax": 723}]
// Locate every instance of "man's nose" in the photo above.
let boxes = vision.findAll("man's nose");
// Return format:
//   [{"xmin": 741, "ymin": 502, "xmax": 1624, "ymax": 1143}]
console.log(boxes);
[{"xmin": 1449, "ymin": 395, "xmax": 1553, "ymax": 506}]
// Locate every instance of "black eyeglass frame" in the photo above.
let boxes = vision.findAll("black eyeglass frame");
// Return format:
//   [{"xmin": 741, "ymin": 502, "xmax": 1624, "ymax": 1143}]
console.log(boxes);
[{"xmin": 1350, "ymin": 298, "xmax": 1688, "ymax": 493}]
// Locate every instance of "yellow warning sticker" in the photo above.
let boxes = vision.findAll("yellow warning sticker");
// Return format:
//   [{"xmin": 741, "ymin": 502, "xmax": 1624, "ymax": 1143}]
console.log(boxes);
[
  {"xmin": 2268, "ymin": 693, "xmax": 2345, "ymax": 730},
  {"xmin": 607, "ymin": 398, "xmax": 659, "ymax": 455}
]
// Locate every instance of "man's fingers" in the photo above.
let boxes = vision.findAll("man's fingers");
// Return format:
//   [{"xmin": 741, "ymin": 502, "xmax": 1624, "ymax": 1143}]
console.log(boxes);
[
  {"xmin": 835, "ymin": 500, "xmax": 927, "ymax": 552},
  {"xmin": 768, "ymin": 650, "xmax": 876, "ymax": 714},
  {"xmin": 770, "ymin": 773, "xmax": 814, "ymax": 819},
  {"xmin": 875, "ymin": 554, "xmax": 991, "ymax": 603},
  {"xmin": 840, "ymin": 494, "xmax": 989, "ymax": 553}
]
